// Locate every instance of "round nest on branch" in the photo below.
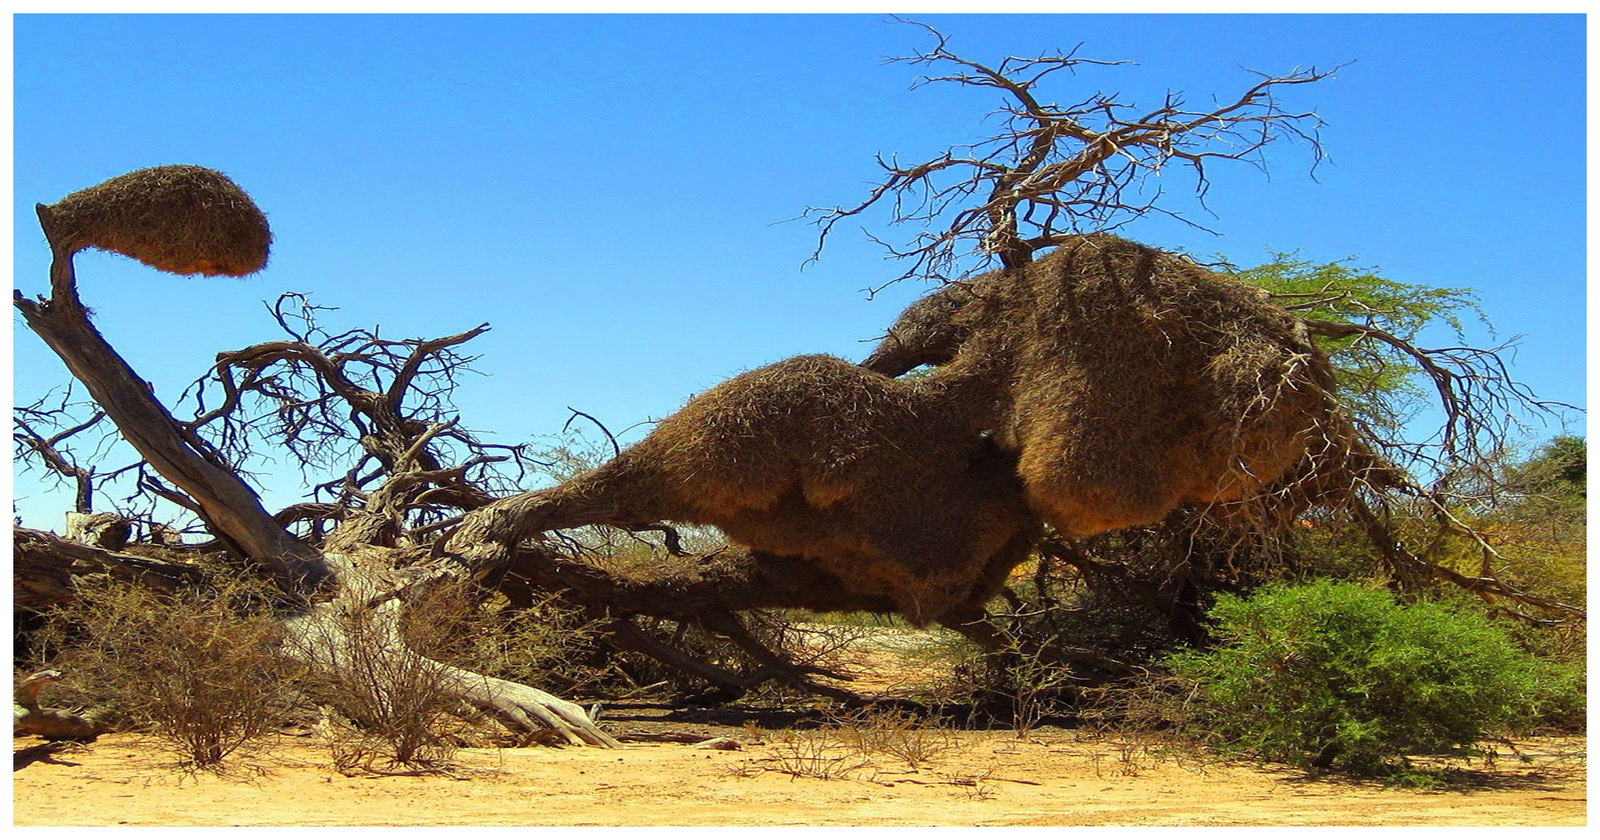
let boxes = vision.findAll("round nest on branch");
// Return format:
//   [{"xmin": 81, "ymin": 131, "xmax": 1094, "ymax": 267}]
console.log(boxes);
[{"xmin": 43, "ymin": 165, "xmax": 272, "ymax": 277}]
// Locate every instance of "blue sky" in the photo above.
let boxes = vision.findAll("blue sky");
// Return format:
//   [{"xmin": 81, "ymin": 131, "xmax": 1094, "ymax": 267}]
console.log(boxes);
[{"xmin": 9, "ymin": 14, "xmax": 1588, "ymax": 529}]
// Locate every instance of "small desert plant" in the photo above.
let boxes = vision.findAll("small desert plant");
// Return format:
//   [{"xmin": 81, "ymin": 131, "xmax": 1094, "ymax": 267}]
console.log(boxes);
[
  {"xmin": 1165, "ymin": 580, "xmax": 1583, "ymax": 775},
  {"xmin": 937, "ymin": 766, "xmax": 999, "ymax": 801},
  {"xmin": 767, "ymin": 727, "xmax": 872, "ymax": 781},
  {"xmin": 305, "ymin": 601, "xmax": 460, "ymax": 773},
  {"xmin": 939, "ymin": 628, "xmax": 1081, "ymax": 737},
  {"xmin": 405, "ymin": 583, "xmax": 617, "ymax": 697},
  {"xmin": 33, "ymin": 572, "xmax": 300, "ymax": 768},
  {"xmin": 763, "ymin": 705, "xmax": 961, "ymax": 781},
  {"xmin": 1000, "ymin": 647, "xmax": 1081, "ymax": 739},
  {"xmin": 830, "ymin": 705, "xmax": 959, "ymax": 767}
]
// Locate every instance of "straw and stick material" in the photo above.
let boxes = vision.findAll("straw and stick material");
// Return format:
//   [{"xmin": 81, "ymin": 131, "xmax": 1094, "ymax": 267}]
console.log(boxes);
[
  {"xmin": 463, "ymin": 234, "xmax": 1350, "ymax": 625},
  {"xmin": 42, "ymin": 164, "xmax": 271, "ymax": 277},
  {"xmin": 864, "ymin": 233, "xmax": 1343, "ymax": 537}
]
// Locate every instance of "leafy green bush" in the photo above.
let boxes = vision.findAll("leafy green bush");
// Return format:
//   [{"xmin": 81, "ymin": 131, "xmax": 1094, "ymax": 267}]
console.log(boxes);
[{"xmin": 1165, "ymin": 580, "xmax": 1581, "ymax": 774}]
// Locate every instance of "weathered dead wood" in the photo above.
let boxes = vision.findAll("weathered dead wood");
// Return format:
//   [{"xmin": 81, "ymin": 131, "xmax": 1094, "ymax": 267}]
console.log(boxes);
[
  {"xmin": 494, "ymin": 545, "xmax": 899, "ymax": 619},
  {"xmin": 13, "ymin": 669, "xmax": 101, "ymax": 741},
  {"xmin": 282, "ymin": 592, "xmax": 619, "ymax": 748},
  {"xmin": 12, "ymin": 396, "xmax": 108, "ymax": 516},
  {"xmin": 15, "ymin": 172, "xmax": 613, "ymax": 747},
  {"xmin": 201, "ymin": 310, "xmax": 506, "ymax": 545},
  {"xmin": 806, "ymin": 20, "xmax": 1337, "ymax": 287},
  {"xmin": 13, "ymin": 527, "xmax": 210, "ymax": 614},
  {"xmin": 14, "ymin": 212, "xmax": 330, "ymax": 590},
  {"xmin": 13, "ymin": 527, "xmax": 620, "ymax": 747}
]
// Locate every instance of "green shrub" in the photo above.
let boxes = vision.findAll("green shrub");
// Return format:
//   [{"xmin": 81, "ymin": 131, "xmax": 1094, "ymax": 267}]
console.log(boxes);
[{"xmin": 1165, "ymin": 580, "xmax": 1581, "ymax": 774}]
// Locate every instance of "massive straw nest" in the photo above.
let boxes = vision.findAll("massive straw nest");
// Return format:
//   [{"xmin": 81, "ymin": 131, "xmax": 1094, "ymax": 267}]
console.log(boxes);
[
  {"xmin": 515, "ymin": 353, "xmax": 1038, "ymax": 624},
  {"xmin": 42, "ymin": 165, "xmax": 271, "ymax": 277},
  {"xmin": 477, "ymin": 233, "xmax": 1344, "ymax": 624},
  {"xmin": 866, "ymin": 233, "xmax": 1340, "ymax": 537}
]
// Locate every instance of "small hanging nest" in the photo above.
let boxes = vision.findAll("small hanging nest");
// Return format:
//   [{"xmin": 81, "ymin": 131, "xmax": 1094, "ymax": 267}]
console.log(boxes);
[{"xmin": 42, "ymin": 164, "xmax": 272, "ymax": 277}]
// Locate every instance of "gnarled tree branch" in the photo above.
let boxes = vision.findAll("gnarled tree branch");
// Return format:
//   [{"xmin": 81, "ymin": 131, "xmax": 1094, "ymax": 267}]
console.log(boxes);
[{"xmin": 806, "ymin": 19, "xmax": 1338, "ymax": 289}]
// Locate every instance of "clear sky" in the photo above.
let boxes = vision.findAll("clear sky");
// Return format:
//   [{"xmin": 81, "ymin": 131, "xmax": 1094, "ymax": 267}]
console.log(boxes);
[{"xmin": 9, "ymin": 13, "xmax": 1588, "ymax": 530}]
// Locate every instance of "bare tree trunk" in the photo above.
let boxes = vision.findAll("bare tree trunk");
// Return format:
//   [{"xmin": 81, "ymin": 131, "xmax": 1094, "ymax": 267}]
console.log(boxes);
[
  {"xmin": 63, "ymin": 512, "xmax": 132, "ymax": 551},
  {"xmin": 14, "ymin": 202, "xmax": 613, "ymax": 747},
  {"xmin": 281, "ymin": 584, "xmax": 619, "ymax": 748},
  {"xmin": 15, "ymin": 210, "xmax": 329, "ymax": 590},
  {"xmin": 13, "ymin": 527, "xmax": 209, "ymax": 614}
]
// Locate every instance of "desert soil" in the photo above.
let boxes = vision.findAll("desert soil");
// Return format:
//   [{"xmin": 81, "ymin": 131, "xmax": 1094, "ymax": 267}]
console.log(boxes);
[
  {"xmin": 12, "ymin": 724, "xmax": 1586, "ymax": 826},
  {"xmin": 12, "ymin": 625, "xmax": 1586, "ymax": 826}
]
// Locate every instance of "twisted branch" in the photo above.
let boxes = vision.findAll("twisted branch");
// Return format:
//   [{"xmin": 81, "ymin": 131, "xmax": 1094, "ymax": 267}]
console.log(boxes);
[{"xmin": 806, "ymin": 19, "xmax": 1339, "ymax": 289}]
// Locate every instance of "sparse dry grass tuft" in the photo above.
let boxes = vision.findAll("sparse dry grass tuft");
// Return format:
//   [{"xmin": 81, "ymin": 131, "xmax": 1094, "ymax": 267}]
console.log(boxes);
[{"xmin": 31, "ymin": 569, "xmax": 301, "ymax": 769}]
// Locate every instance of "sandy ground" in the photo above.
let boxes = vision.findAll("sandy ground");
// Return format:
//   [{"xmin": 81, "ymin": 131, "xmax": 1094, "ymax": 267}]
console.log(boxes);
[
  {"xmin": 12, "ymin": 728, "xmax": 1586, "ymax": 826},
  {"xmin": 12, "ymin": 625, "xmax": 1587, "ymax": 826}
]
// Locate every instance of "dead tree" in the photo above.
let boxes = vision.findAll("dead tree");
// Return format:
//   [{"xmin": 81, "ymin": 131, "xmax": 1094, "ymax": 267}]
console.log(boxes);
[
  {"xmin": 14, "ymin": 669, "xmax": 100, "ymax": 741},
  {"xmin": 14, "ymin": 166, "xmax": 616, "ymax": 747},
  {"xmin": 13, "ymin": 391, "xmax": 139, "ymax": 549},
  {"xmin": 807, "ymin": 20, "xmax": 1337, "ymax": 290}
]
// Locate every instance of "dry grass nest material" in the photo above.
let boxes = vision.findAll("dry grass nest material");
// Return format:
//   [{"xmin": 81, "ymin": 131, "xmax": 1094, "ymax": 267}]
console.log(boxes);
[
  {"xmin": 487, "ymin": 353, "xmax": 1037, "ymax": 625},
  {"xmin": 43, "ymin": 164, "xmax": 271, "ymax": 277},
  {"xmin": 866, "ymin": 233, "xmax": 1343, "ymax": 537},
  {"xmin": 463, "ymin": 233, "xmax": 1352, "ymax": 626}
]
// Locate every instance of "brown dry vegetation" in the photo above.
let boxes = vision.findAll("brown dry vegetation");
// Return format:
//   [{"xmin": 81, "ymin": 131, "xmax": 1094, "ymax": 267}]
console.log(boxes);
[
  {"xmin": 866, "ymin": 232, "xmax": 1344, "ymax": 535},
  {"xmin": 12, "ymin": 619, "xmax": 1588, "ymax": 827},
  {"xmin": 451, "ymin": 233, "xmax": 1350, "ymax": 631},
  {"xmin": 13, "ymin": 651, "xmax": 1587, "ymax": 829},
  {"xmin": 40, "ymin": 164, "xmax": 271, "ymax": 277},
  {"xmin": 450, "ymin": 352, "xmax": 1038, "ymax": 626}
]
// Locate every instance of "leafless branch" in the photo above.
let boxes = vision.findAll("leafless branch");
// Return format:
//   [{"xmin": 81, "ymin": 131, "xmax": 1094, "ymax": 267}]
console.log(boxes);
[
  {"xmin": 13, "ymin": 389, "xmax": 112, "ymax": 514},
  {"xmin": 563, "ymin": 408, "xmax": 621, "ymax": 459},
  {"xmin": 806, "ymin": 20, "xmax": 1340, "ymax": 286},
  {"xmin": 166, "ymin": 292, "xmax": 550, "ymax": 547}
]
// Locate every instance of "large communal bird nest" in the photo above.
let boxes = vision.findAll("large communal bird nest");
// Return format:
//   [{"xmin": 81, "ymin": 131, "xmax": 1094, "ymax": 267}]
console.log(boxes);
[
  {"xmin": 866, "ymin": 232, "xmax": 1346, "ymax": 538},
  {"xmin": 457, "ymin": 352, "xmax": 1037, "ymax": 625},
  {"xmin": 40, "ymin": 165, "xmax": 272, "ymax": 277},
  {"xmin": 460, "ymin": 233, "xmax": 1354, "ymax": 628}
]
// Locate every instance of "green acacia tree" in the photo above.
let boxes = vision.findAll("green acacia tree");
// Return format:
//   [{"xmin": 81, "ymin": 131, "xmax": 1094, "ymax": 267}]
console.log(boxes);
[
  {"xmin": 1234, "ymin": 255, "xmax": 1487, "ymax": 450},
  {"xmin": 1242, "ymin": 257, "xmax": 1584, "ymax": 617},
  {"xmin": 1508, "ymin": 435, "xmax": 1586, "ymax": 498},
  {"xmin": 1472, "ymin": 436, "xmax": 1586, "ymax": 636}
]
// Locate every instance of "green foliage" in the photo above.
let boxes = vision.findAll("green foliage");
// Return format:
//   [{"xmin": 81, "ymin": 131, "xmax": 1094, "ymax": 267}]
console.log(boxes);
[
  {"xmin": 1165, "ymin": 580, "xmax": 1581, "ymax": 775},
  {"xmin": 1233, "ymin": 253, "xmax": 1485, "ymax": 438},
  {"xmin": 1494, "ymin": 436, "xmax": 1587, "ymax": 599},
  {"xmin": 1509, "ymin": 435, "xmax": 1586, "ymax": 498},
  {"xmin": 1480, "ymin": 436, "xmax": 1587, "ymax": 662}
]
